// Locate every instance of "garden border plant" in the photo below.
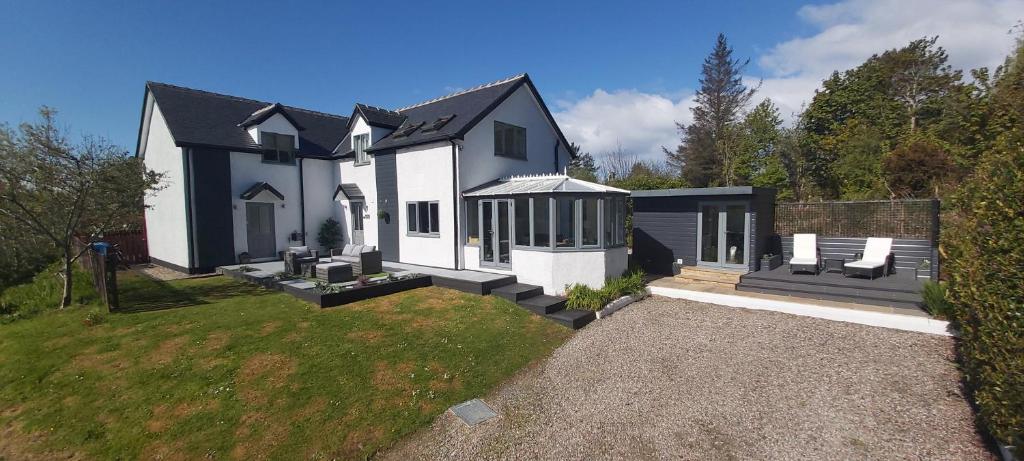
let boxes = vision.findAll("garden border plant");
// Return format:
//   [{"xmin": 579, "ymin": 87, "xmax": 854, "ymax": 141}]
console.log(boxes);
[{"xmin": 565, "ymin": 269, "xmax": 647, "ymax": 312}]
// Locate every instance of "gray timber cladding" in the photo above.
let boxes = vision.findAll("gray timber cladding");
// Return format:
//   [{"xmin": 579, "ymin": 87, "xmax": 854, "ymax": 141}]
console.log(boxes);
[
  {"xmin": 189, "ymin": 147, "xmax": 236, "ymax": 271},
  {"xmin": 632, "ymin": 196, "xmax": 698, "ymax": 275},
  {"xmin": 374, "ymin": 151, "xmax": 400, "ymax": 262}
]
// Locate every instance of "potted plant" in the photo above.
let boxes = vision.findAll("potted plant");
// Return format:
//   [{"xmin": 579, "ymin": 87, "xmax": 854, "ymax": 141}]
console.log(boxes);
[
  {"xmin": 760, "ymin": 252, "xmax": 782, "ymax": 271},
  {"xmin": 318, "ymin": 218, "xmax": 342, "ymax": 253}
]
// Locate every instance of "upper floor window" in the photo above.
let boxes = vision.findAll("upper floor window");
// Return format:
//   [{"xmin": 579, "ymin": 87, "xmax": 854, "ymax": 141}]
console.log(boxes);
[
  {"xmin": 494, "ymin": 121, "xmax": 526, "ymax": 159},
  {"xmin": 353, "ymin": 134, "xmax": 370, "ymax": 165},
  {"xmin": 261, "ymin": 132, "xmax": 295, "ymax": 164}
]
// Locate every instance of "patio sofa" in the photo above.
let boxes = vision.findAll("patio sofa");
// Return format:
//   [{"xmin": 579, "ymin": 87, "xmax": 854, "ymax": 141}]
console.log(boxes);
[
  {"xmin": 284, "ymin": 246, "xmax": 319, "ymax": 276},
  {"xmin": 789, "ymin": 233, "xmax": 821, "ymax": 275},
  {"xmin": 843, "ymin": 237, "xmax": 895, "ymax": 279},
  {"xmin": 330, "ymin": 244, "xmax": 383, "ymax": 275}
]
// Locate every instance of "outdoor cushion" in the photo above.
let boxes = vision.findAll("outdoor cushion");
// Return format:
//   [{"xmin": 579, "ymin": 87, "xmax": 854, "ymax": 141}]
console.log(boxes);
[
  {"xmin": 790, "ymin": 257, "xmax": 818, "ymax": 266},
  {"xmin": 845, "ymin": 260, "xmax": 884, "ymax": 269},
  {"xmin": 361, "ymin": 245, "xmax": 376, "ymax": 253},
  {"xmin": 350, "ymin": 245, "xmax": 365, "ymax": 255},
  {"xmin": 288, "ymin": 246, "xmax": 310, "ymax": 257},
  {"xmin": 790, "ymin": 233, "xmax": 817, "ymax": 264},
  {"xmin": 860, "ymin": 237, "xmax": 893, "ymax": 264},
  {"xmin": 341, "ymin": 244, "xmax": 356, "ymax": 256}
]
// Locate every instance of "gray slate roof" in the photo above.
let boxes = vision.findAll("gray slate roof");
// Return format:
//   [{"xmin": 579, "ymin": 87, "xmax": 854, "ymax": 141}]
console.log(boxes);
[
  {"xmin": 144, "ymin": 82, "xmax": 349, "ymax": 158},
  {"xmin": 365, "ymin": 74, "xmax": 527, "ymax": 153},
  {"xmin": 629, "ymin": 186, "xmax": 775, "ymax": 198},
  {"xmin": 353, "ymin": 103, "xmax": 405, "ymax": 129}
]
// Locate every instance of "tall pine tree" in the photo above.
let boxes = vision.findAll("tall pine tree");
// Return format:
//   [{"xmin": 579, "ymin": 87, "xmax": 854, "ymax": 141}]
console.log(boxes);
[{"xmin": 666, "ymin": 33, "xmax": 756, "ymax": 186}]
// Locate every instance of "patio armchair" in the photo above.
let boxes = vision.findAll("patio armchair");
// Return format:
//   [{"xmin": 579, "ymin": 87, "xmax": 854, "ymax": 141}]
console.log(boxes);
[
  {"xmin": 330, "ymin": 244, "xmax": 383, "ymax": 275},
  {"xmin": 789, "ymin": 233, "xmax": 821, "ymax": 275},
  {"xmin": 843, "ymin": 237, "xmax": 894, "ymax": 280},
  {"xmin": 284, "ymin": 246, "xmax": 319, "ymax": 275}
]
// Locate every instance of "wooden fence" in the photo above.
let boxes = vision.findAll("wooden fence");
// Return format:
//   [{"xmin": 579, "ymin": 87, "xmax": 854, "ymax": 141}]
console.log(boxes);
[{"xmin": 93, "ymin": 229, "xmax": 149, "ymax": 264}]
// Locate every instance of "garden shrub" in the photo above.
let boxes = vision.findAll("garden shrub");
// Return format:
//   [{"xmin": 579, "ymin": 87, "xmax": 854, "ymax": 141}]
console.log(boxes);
[
  {"xmin": 0, "ymin": 262, "xmax": 98, "ymax": 323},
  {"xmin": 83, "ymin": 308, "xmax": 106, "ymax": 327},
  {"xmin": 318, "ymin": 218, "xmax": 342, "ymax": 250},
  {"xmin": 566, "ymin": 269, "xmax": 647, "ymax": 311},
  {"xmin": 920, "ymin": 281, "xmax": 954, "ymax": 320},
  {"xmin": 944, "ymin": 131, "xmax": 1024, "ymax": 450}
]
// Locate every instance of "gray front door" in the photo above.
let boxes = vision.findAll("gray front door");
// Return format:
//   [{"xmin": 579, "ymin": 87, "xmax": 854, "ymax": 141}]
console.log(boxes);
[
  {"xmin": 245, "ymin": 202, "xmax": 276, "ymax": 259},
  {"xmin": 350, "ymin": 201, "xmax": 365, "ymax": 245}
]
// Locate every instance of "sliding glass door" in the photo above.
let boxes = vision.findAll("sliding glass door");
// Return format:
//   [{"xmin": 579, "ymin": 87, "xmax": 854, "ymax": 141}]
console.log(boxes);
[{"xmin": 697, "ymin": 202, "xmax": 749, "ymax": 269}]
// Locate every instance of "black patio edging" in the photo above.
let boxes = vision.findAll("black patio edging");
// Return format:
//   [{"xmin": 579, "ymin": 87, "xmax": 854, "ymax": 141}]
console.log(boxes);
[{"xmin": 281, "ymin": 275, "xmax": 432, "ymax": 308}]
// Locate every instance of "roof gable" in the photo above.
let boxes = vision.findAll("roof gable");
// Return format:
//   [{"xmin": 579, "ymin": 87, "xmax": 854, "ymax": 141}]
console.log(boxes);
[
  {"xmin": 143, "ymin": 82, "xmax": 348, "ymax": 158},
  {"xmin": 238, "ymin": 103, "xmax": 306, "ymax": 131},
  {"xmin": 365, "ymin": 74, "xmax": 574, "ymax": 157}
]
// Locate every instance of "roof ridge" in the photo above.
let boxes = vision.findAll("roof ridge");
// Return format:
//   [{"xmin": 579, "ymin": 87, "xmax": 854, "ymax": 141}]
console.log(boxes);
[
  {"xmin": 146, "ymin": 81, "xmax": 349, "ymax": 120},
  {"xmin": 355, "ymin": 103, "xmax": 402, "ymax": 115},
  {"xmin": 395, "ymin": 73, "xmax": 527, "ymax": 112}
]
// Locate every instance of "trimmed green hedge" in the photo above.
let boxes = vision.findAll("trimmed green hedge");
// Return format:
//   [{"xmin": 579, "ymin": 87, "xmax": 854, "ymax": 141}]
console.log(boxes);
[{"xmin": 944, "ymin": 136, "xmax": 1024, "ymax": 450}]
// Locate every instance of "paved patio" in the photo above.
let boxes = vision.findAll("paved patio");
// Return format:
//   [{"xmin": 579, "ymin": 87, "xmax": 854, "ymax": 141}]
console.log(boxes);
[{"xmin": 383, "ymin": 296, "xmax": 993, "ymax": 460}]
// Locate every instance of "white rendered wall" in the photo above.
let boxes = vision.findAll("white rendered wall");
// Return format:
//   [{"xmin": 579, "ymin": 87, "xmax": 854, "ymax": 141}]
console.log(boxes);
[
  {"xmin": 229, "ymin": 152, "xmax": 303, "ymax": 258},
  {"xmin": 249, "ymin": 113, "xmax": 301, "ymax": 148},
  {"xmin": 301, "ymin": 158, "xmax": 342, "ymax": 252},
  {"xmin": 508, "ymin": 247, "xmax": 628, "ymax": 295},
  {"xmin": 141, "ymin": 99, "xmax": 190, "ymax": 268},
  {"xmin": 458, "ymin": 85, "xmax": 571, "ymax": 190},
  {"xmin": 336, "ymin": 115, "xmax": 379, "ymax": 247},
  {"xmin": 395, "ymin": 141, "xmax": 455, "ymax": 268}
]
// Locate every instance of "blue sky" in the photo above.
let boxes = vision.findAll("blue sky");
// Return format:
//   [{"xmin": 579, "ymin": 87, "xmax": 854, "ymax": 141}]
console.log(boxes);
[{"xmin": 2, "ymin": 0, "xmax": 1021, "ymax": 160}]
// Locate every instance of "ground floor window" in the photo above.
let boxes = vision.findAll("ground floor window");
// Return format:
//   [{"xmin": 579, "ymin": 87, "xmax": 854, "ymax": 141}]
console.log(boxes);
[
  {"xmin": 466, "ymin": 199, "xmax": 479, "ymax": 245},
  {"xmin": 533, "ymin": 197, "xmax": 550, "ymax": 247},
  {"xmin": 581, "ymin": 198, "xmax": 599, "ymax": 247},
  {"xmin": 604, "ymin": 196, "xmax": 626, "ymax": 246},
  {"xmin": 555, "ymin": 197, "xmax": 576, "ymax": 248},
  {"xmin": 407, "ymin": 201, "xmax": 439, "ymax": 236},
  {"xmin": 514, "ymin": 198, "xmax": 530, "ymax": 246}
]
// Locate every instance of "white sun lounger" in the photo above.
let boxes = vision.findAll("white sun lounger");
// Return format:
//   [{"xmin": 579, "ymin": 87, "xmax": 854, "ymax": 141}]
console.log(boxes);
[
  {"xmin": 789, "ymin": 233, "xmax": 820, "ymax": 274},
  {"xmin": 844, "ymin": 237, "xmax": 894, "ymax": 279}
]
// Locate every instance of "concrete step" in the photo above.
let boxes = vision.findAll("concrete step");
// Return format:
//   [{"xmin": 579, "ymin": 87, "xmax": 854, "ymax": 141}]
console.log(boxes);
[
  {"xmin": 546, "ymin": 309, "xmax": 596, "ymax": 329},
  {"xmin": 518, "ymin": 294, "xmax": 567, "ymax": 314},
  {"xmin": 491, "ymin": 283, "xmax": 544, "ymax": 302}
]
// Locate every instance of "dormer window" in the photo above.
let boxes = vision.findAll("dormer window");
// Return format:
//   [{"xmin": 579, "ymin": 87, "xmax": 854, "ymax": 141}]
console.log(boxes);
[
  {"xmin": 353, "ymin": 133, "xmax": 370, "ymax": 165},
  {"xmin": 262, "ymin": 132, "xmax": 295, "ymax": 164}
]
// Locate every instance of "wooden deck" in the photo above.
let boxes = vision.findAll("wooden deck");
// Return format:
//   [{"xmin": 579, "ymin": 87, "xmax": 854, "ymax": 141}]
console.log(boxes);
[{"xmin": 736, "ymin": 265, "xmax": 925, "ymax": 311}]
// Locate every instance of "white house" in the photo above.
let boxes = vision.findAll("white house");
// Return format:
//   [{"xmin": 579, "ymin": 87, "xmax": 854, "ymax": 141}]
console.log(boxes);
[{"xmin": 137, "ymin": 74, "xmax": 628, "ymax": 294}]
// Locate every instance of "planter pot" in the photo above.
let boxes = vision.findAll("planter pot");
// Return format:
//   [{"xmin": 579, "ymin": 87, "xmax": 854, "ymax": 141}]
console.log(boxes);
[
  {"xmin": 760, "ymin": 254, "xmax": 782, "ymax": 271},
  {"xmin": 595, "ymin": 290, "xmax": 649, "ymax": 319},
  {"xmin": 1000, "ymin": 444, "xmax": 1017, "ymax": 461}
]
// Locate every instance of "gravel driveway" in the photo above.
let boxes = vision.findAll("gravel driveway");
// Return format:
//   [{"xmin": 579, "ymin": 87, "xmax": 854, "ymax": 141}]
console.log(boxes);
[{"xmin": 383, "ymin": 297, "xmax": 993, "ymax": 460}]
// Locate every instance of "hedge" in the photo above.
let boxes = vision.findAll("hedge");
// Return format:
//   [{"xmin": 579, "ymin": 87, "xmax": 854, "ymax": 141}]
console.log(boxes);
[{"xmin": 944, "ymin": 137, "xmax": 1024, "ymax": 451}]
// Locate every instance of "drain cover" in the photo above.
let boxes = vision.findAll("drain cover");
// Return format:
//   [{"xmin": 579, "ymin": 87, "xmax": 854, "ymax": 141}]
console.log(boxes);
[{"xmin": 450, "ymin": 398, "xmax": 497, "ymax": 426}]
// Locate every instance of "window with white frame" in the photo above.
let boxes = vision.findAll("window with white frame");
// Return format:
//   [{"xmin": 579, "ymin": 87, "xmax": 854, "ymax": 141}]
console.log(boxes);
[
  {"xmin": 514, "ymin": 198, "xmax": 530, "ymax": 246},
  {"xmin": 261, "ymin": 132, "xmax": 295, "ymax": 164},
  {"xmin": 494, "ymin": 121, "xmax": 526, "ymax": 159},
  {"xmin": 603, "ymin": 196, "xmax": 626, "ymax": 246},
  {"xmin": 554, "ymin": 197, "xmax": 576, "ymax": 248},
  {"xmin": 353, "ymin": 134, "xmax": 370, "ymax": 165},
  {"xmin": 466, "ymin": 199, "xmax": 479, "ymax": 245},
  {"xmin": 407, "ymin": 201, "xmax": 439, "ymax": 236},
  {"xmin": 581, "ymin": 198, "xmax": 599, "ymax": 247}
]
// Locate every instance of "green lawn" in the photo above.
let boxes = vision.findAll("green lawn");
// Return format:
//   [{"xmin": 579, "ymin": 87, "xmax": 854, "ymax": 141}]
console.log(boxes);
[{"xmin": 0, "ymin": 272, "xmax": 572, "ymax": 460}]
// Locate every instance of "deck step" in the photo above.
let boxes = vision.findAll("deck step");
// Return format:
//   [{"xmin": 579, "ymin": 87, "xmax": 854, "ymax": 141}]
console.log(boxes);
[
  {"xmin": 491, "ymin": 283, "xmax": 544, "ymax": 302},
  {"xmin": 735, "ymin": 284, "xmax": 923, "ymax": 310},
  {"xmin": 736, "ymin": 279, "xmax": 922, "ymax": 303},
  {"xmin": 546, "ymin": 309, "xmax": 596, "ymax": 329},
  {"xmin": 518, "ymin": 295, "xmax": 567, "ymax": 314},
  {"xmin": 677, "ymin": 267, "xmax": 744, "ymax": 284}
]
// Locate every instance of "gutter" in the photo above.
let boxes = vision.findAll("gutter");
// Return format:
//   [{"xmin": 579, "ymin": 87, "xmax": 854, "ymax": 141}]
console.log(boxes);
[
  {"xmin": 182, "ymin": 147, "xmax": 196, "ymax": 271},
  {"xmin": 298, "ymin": 157, "xmax": 306, "ymax": 245},
  {"xmin": 451, "ymin": 141, "xmax": 461, "ymax": 269}
]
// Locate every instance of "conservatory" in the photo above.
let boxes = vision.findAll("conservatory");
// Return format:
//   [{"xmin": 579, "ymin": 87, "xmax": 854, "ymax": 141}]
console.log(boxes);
[{"xmin": 461, "ymin": 174, "xmax": 630, "ymax": 295}]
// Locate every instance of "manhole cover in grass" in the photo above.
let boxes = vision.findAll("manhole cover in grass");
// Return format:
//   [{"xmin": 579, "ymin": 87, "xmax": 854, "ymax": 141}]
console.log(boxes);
[{"xmin": 450, "ymin": 398, "xmax": 497, "ymax": 426}]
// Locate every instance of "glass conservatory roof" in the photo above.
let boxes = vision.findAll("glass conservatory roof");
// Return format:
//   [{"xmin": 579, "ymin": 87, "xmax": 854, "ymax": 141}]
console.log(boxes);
[{"xmin": 463, "ymin": 174, "xmax": 629, "ymax": 197}]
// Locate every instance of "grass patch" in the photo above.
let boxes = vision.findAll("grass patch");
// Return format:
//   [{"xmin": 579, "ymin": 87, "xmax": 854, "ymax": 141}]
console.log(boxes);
[{"xmin": 0, "ymin": 272, "xmax": 572, "ymax": 460}]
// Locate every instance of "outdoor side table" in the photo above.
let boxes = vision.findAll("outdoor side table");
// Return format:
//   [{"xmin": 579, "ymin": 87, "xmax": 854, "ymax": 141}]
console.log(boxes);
[{"xmin": 824, "ymin": 258, "xmax": 845, "ymax": 274}]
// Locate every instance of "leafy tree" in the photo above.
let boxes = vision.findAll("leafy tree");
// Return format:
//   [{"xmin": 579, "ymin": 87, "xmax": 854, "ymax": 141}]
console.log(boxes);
[
  {"xmin": 567, "ymin": 142, "xmax": 599, "ymax": 182},
  {"xmin": 883, "ymin": 138, "xmax": 957, "ymax": 198},
  {"xmin": 0, "ymin": 108, "xmax": 163, "ymax": 309},
  {"xmin": 666, "ymin": 33, "xmax": 756, "ymax": 187},
  {"xmin": 801, "ymin": 37, "xmax": 966, "ymax": 198}
]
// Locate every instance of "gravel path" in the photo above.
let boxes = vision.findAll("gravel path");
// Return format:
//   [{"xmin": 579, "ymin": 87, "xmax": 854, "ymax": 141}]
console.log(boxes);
[{"xmin": 383, "ymin": 297, "xmax": 993, "ymax": 460}]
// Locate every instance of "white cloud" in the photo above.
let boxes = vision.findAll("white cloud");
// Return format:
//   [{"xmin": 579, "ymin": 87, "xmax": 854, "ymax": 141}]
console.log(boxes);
[
  {"xmin": 554, "ymin": 0, "xmax": 1023, "ymax": 159},
  {"xmin": 553, "ymin": 89, "xmax": 695, "ymax": 162}
]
